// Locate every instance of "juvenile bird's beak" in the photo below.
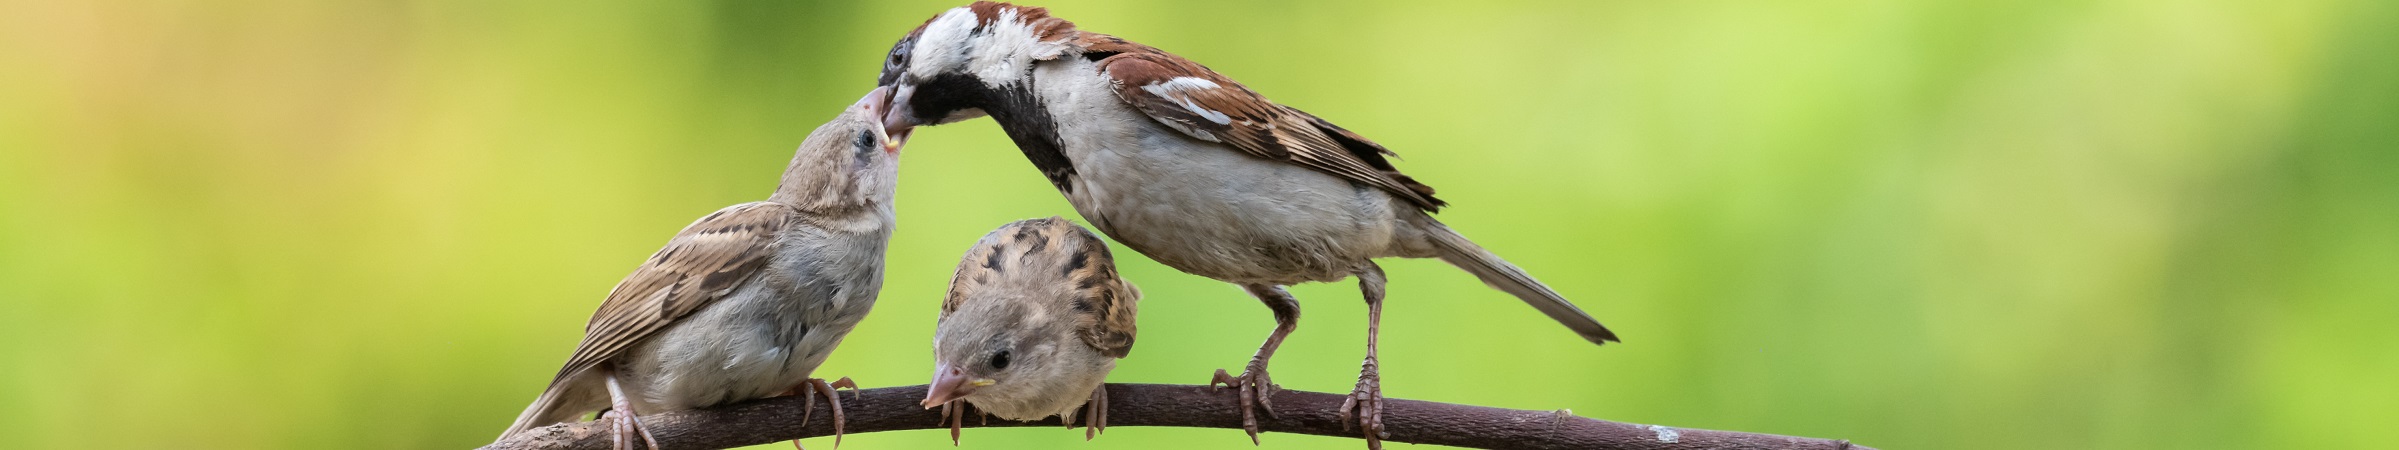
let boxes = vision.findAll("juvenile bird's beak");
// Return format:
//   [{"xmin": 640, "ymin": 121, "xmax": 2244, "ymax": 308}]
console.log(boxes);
[
  {"xmin": 921, "ymin": 363, "xmax": 993, "ymax": 409},
  {"xmin": 856, "ymin": 86, "xmax": 910, "ymax": 152}
]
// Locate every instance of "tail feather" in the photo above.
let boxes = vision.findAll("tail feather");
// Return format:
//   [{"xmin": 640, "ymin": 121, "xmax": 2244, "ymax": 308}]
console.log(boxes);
[
  {"xmin": 1424, "ymin": 222, "xmax": 1619, "ymax": 344},
  {"xmin": 497, "ymin": 379, "xmax": 583, "ymax": 443}
]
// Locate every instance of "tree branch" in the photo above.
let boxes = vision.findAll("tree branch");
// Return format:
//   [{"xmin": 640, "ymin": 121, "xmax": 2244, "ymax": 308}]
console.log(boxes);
[{"xmin": 482, "ymin": 383, "xmax": 1869, "ymax": 450}]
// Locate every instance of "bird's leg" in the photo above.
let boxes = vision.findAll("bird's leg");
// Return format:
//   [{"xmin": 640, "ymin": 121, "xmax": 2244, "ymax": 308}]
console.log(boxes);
[
  {"xmin": 602, "ymin": 368, "xmax": 661, "ymax": 450},
  {"xmin": 788, "ymin": 377, "xmax": 856, "ymax": 450},
  {"xmin": 1080, "ymin": 383, "xmax": 1110, "ymax": 440},
  {"xmin": 1337, "ymin": 263, "xmax": 1390, "ymax": 449},
  {"xmin": 1211, "ymin": 283, "xmax": 1300, "ymax": 444}
]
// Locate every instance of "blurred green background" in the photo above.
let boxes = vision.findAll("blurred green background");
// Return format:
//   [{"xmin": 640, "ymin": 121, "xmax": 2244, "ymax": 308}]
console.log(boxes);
[{"xmin": 3, "ymin": 0, "xmax": 2394, "ymax": 449}]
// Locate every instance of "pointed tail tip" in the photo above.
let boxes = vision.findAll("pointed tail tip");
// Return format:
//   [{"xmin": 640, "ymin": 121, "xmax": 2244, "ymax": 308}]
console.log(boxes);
[
  {"xmin": 1421, "ymin": 221, "xmax": 1623, "ymax": 347},
  {"xmin": 1582, "ymin": 326, "xmax": 1622, "ymax": 345}
]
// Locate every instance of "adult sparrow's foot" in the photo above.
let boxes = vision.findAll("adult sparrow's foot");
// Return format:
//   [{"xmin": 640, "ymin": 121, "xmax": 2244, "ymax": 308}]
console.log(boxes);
[
  {"xmin": 1337, "ymin": 359, "xmax": 1388, "ymax": 449},
  {"xmin": 1211, "ymin": 356, "xmax": 1280, "ymax": 443}
]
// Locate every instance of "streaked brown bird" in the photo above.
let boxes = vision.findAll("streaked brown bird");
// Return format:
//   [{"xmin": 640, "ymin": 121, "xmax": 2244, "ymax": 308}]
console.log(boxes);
[
  {"xmin": 871, "ymin": 3, "xmax": 1619, "ymax": 448},
  {"xmin": 921, "ymin": 217, "xmax": 1140, "ymax": 443},
  {"xmin": 496, "ymin": 87, "xmax": 911, "ymax": 450}
]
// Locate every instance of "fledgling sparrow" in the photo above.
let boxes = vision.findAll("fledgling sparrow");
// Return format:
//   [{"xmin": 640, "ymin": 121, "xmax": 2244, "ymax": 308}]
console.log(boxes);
[
  {"xmin": 870, "ymin": 3, "xmax": 1619, "ymax": 448},
  {"xmin": 918, "ymin": 217, "xmax": 1139, "ymax": 443},
  {"xmin": 496, "ymin": 87, "xmax": 912, "ymax": 450}
]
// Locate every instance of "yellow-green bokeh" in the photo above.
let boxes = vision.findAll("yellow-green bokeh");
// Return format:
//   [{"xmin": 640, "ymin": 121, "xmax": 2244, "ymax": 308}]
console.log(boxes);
[{"xmin": 3, "ymin": 0, "xmax": 2394, "ymax": 449}]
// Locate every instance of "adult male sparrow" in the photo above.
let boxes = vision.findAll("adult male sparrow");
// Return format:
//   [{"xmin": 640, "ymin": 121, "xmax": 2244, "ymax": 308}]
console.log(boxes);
[
  {"xmin": 871, "ymin": 3, "xmax": 1619, "ymax": 448},
  {"xmin": 496, "ymin": 87, "xmax": 910, "ymax": 450},
  {"xmin": 918, "ymin": 217, "xmax": 1140, "ymax": 443}
]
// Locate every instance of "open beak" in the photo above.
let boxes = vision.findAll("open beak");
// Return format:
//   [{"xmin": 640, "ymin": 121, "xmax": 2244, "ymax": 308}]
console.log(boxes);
[
  {"xmin": 880, "ymin": 84, "xmax": 924, "ymax": 151},
  {"xmin": 885, "ymin": 126, "xmax": 912, "ymax": 153},
  {"xmin": 921, "ymin": 363, "xmax": 994, "ymax": 409},
  {"xmin": 856, "ymin": 86, "xmax": 912, "ymax": 152}
]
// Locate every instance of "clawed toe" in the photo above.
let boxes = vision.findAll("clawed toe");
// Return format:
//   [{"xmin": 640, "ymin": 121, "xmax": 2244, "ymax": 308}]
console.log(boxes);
[
  {"xmin": 1080, "ymin": 384, "xmax": 1110, "ymax": 440},
  {"xmin": 827, "ymin": 377, "xmax": 859, "ymax": 400},
  {"xmin": 602, "ymin": 409, "xmax": 660, "ymax": 450},
  {"xmin": 1336, "ymin": 375, "xmax": 1388, "ymax": 449},
  {"xmin": 938, "ymin": 400, "xmax": 969, "ymax": 446},
  {"xmin": 1209, "ymin": 359, "xmax": 1277, "ymax": 445},
  {"xmin": 790, "ymin": 377, "xmax": 857, "ymax": 450}
]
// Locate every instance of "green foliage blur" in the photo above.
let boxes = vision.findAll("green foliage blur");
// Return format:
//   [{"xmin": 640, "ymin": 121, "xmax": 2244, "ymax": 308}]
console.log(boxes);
[{"xmin": 4, "ymin": 0, "xmax": 2394, "ymax": 449}]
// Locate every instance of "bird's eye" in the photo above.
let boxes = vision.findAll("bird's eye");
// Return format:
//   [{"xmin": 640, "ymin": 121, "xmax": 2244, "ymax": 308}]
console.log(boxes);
[
  {"xmin": 886, "ymin": 40, "xmax": 912, "ymax": 69},
  {"xmin": 853, "ymin": 129, "xmax": 878, "ymax": 151},
  {"xmin": 990, "ymin": 350, "xmax": 1012, "ymax": 370},
  {"xmin": 878, "ymin": 38, "xmax": 918, "ymax": 86}
]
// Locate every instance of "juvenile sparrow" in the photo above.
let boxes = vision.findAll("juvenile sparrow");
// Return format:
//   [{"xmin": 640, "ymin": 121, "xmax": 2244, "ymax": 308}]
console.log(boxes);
[
  {"xmin": 871, "ymin": 3, "xmax": 1619, "ymax": 448},
  {"xmin": 496, "ymin": 87, "xmax": 911, "ymax": 450},
  {"xmin": 918, "ymin": 217, "xmax": 1139, "ymax": 443}
]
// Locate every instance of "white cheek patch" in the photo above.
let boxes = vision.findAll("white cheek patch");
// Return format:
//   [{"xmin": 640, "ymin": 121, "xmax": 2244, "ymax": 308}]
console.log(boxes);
[
  {"xmin": 907, "ymin": 6, "xmax": 1071, "ymax": 88},
  {"xmin": 911, "ymin": 8, "xmax": 979, "ymax": 79},
  {"xmin": 1142, "ymin": 77, "xmax": 1233, "ymax": 125},
  {"xmin": 971, "ymin": 9, "xmax": 1051, "ymax": 85}
]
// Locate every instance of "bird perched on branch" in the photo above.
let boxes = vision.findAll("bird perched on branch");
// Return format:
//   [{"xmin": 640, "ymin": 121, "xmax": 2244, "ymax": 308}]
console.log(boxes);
[
  {"xmin": 497, "ymin": 87, "xmax": 911, "ymax": 450},
  {"xmin": 921, "ymin": 217, "xmax": 1140, "ymax": 443},
  {"xmin": 871, "ymin": 3, "xmax": 1619, "ymax": 448}
]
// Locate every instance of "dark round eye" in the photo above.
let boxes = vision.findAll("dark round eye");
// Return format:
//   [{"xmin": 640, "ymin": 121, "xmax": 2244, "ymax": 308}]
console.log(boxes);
[
  {"xmin": 853, "ymin": 129, "xmax": 877, "ymax": 152},
  {"xmin": 878, "ymin": 37, "xmax": 918, "ymax": 86},
  {"xmin": 990, "ymin": 350, "xmax": 1012, "ymax": 370},
  {"xmin": 885, "ymin": 40, "xmax": 913, "ymax": 70}
]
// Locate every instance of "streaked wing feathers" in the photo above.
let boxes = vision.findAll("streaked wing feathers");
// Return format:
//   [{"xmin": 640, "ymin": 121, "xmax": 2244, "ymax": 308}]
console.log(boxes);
[
  {"xmin": 551, "ymin": 201, "xmax": 796, "ymax": 384},
  {"xmin": 1063, "ymin": 226, "xmax": 1138, "ymax": 359},
  {"xmin": 942, "ymin": 217, "xmax": 1138, "ymax": 358},
  {"xmin": 1088, "ymin": 37, "xmax": 1444, "ymax": 210}
]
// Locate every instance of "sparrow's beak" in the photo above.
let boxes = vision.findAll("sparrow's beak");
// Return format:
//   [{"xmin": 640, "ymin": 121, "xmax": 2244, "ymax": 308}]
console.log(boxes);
[
  {"xmin": 921, "ymin": 363, "xmax": 993, "ymax": 409},
  {"xmin": 856, "ymin": 86, "xmax": 911, "ymax": 152},
  {"xmin": 880, "ymin": 84, "xmax": 924, "ymax": 150}
]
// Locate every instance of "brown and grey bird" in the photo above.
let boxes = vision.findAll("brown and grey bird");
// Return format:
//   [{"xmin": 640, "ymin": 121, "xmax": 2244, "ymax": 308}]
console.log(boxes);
[
  {"xmin": 919, "ymin": 217, "xmax": 1139, "ymax": 443},
  {"xmin": 870, "ymin": 3, "xmax": 1618, "ymax": 448},
  {"xmin": 496, "ymin": 87, "xmax": 911, "ymax": 449}
]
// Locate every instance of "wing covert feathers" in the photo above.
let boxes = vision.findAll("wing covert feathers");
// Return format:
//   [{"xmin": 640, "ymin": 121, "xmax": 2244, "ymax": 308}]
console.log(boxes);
[{"xmin": 944, "ymin": 217, "xmax": 1140, "ymax": 358}]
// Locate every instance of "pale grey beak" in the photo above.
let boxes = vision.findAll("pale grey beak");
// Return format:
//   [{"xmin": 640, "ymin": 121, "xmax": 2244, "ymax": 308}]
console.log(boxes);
[
  {"xmin": 855, "ymin": 86, "xmax": 910, "ymax": 152},
  {"xmin": 921, "ymin": 363, "xmax": 991, "ymax": 409}
]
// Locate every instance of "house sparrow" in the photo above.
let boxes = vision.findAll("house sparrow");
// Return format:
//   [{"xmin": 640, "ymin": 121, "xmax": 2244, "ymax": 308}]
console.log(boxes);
[
  {"xmin": 870, "ymin": 3, "xmax": 1619, "ymax": 448},
  {"xmin": 496, "ymin": 87, "xmax": 911, "ymax": 450},
  {"xmin": 919, "ymin": 217, "xmax": 1139, "ymax": 443}
]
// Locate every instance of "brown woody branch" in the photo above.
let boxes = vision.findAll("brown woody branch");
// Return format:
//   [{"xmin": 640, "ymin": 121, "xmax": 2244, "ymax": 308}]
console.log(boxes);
[{"xmin": 481, "ymin": 383, "xmax": 1869, "ymax": 450}]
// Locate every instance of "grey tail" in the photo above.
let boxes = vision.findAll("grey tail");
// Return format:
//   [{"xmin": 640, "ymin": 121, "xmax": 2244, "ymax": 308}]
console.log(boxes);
[
  {"xmin": 497, "ymin": 378, "xmax": 581, "ymax": 443},
  {"xmin": 1424, "ymin": 221, "xmax": 1620, "ymax": 345}
]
